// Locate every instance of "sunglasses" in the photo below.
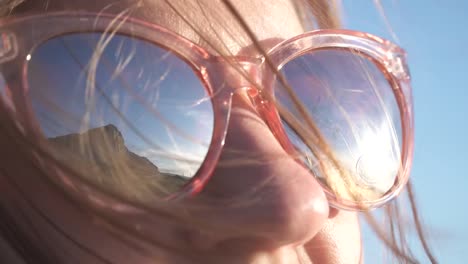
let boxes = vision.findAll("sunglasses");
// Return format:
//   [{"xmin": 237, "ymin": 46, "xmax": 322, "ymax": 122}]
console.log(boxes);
[{"xmin": 0, "ymin": 12, "xmax": 413, "ymax": 211}]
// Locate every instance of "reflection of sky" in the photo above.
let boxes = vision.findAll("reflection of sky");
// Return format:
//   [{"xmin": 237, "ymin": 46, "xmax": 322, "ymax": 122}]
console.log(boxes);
[
  {"xmin": 0, "ymin": 76, "xmax": 7, "ymax": 102},
  {"xmin": 278, "ymin": 50, "xmax": 402, "ymax": 194},
  {"xmin": 27, "ymin": 33, "xmax": 214, "ymax": 177}
]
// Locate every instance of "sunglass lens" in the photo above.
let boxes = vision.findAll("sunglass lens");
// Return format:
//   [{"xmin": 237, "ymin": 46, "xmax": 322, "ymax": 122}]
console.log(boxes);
[
  {"xmin": 27, "ymin": 33, "xmax": 214, "ymax": 202},
  {"xmin": 276, "ymin": 49, "xmax": 402, "ymax": 206}
]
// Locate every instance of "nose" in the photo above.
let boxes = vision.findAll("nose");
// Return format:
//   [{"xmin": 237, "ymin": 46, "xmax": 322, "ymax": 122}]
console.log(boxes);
[{"xmin": 188, "ymin": 92, "xmax": 329, "ymax": 249}]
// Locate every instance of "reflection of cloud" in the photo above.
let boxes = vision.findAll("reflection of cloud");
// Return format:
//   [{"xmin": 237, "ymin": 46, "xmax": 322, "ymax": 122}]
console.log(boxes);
[
  {"xmin": 124, "ymin": 95, "xmax": 213, "ymax": 178},
  {"xmin": 133, "ymin": 145, "xmax": 205, "ymax": 177},
  {"xmin": 185, "ymin": 108, "xmax": 214, "ymax": 140}
]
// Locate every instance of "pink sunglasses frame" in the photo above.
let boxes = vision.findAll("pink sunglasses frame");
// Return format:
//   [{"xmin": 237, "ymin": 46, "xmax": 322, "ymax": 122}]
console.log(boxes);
[{"xmin": 0, "ymin": 12, "xmax": 414, "ymax": 211}]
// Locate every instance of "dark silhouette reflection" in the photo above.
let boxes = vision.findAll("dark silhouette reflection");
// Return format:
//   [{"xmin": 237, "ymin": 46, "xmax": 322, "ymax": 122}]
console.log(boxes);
[
  {"xmin": 48, "ymin": 124, "xmax": 191, "ymax": 199},
  {"xmin": 26, "ymin": 32, "xmax": 216, "ymax": 201}
]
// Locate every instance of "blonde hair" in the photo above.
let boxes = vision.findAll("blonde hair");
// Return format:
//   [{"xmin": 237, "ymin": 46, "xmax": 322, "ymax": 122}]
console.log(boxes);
[{"xmin": 0, "ymin": 0, "xmax": 437, "ymax": 263}]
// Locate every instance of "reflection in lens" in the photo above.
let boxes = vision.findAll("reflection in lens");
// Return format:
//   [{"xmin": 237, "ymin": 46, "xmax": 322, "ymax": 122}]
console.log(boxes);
[
  {"xmin": 28, "ymin": 33, "xmax": 214, "ymax": 201},
  {"xmin": 0, "ymin": 74, "xmax": 9, "ymax": 107},
  {"xmin": 276, "ymin": 49, "xmax": 402, "ymax": 203}
]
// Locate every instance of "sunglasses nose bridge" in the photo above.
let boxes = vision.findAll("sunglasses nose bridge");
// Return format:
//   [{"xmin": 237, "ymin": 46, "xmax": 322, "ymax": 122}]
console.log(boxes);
[{"xmin": 207, "ymin": 58, "xmax": 264, "ymax": 96}]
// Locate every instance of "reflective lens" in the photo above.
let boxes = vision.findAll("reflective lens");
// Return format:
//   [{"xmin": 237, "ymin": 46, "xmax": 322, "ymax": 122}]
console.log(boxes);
[
  {"xmin": 28, "ymin": 33, "xmax": 214, "ymax": 201},
  {"xmin": 276, "ymin": 49, "xmax": 402, "ymax": 204}
]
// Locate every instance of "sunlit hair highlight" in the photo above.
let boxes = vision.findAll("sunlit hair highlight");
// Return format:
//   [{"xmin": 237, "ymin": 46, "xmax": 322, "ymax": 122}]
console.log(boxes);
[{"xmin": 0, "ymin": 0, "xmax": 438, "ymax": 263}]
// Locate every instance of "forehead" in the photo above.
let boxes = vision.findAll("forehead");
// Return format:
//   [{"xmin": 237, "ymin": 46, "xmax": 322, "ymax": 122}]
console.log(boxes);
[{"xmin": 14, "ymin": 0, "xmax": 305, "ymax": 55}]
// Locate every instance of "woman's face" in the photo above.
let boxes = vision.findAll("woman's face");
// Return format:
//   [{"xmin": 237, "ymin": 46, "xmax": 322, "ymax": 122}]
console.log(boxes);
[{"xmin": 4, "ymin": 0, "xmax": 362, "ymax": 263}]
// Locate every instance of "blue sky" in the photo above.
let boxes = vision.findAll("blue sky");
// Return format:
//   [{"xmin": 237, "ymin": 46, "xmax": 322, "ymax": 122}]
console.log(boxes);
[{"xmin": 343, "ymin": 1, "xmax": 468, "ymax": 263}]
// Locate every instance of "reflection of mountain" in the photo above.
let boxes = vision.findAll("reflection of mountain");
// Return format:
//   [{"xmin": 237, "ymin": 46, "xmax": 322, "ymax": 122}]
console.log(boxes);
[{"xmin": 48, "ymin": 124, "xmax": 189, "ymax": 197}]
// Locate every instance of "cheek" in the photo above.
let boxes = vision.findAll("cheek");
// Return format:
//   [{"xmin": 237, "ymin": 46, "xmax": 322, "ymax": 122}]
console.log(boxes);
[{"xmin": 305, "ymin": 211, "xmax": 362, "ymax": 263}]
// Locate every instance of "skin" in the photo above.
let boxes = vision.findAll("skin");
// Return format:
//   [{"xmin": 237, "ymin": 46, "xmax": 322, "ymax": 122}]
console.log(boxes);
[{"xmin": 1, "ymin": 0, "xmax": 362, "ymax": 263}]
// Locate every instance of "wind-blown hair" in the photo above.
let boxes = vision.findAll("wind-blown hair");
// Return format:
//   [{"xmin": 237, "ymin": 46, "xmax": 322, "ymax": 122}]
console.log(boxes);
[{"xmin": 0, "ymin": 0, "xmax": 436, "ymax": 263}]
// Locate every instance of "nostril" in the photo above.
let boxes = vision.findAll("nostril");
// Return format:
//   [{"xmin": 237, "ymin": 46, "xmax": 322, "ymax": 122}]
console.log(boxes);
[{"xmin": 328, "ymin": 207, "xmax": 340, "ymax": 219}]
